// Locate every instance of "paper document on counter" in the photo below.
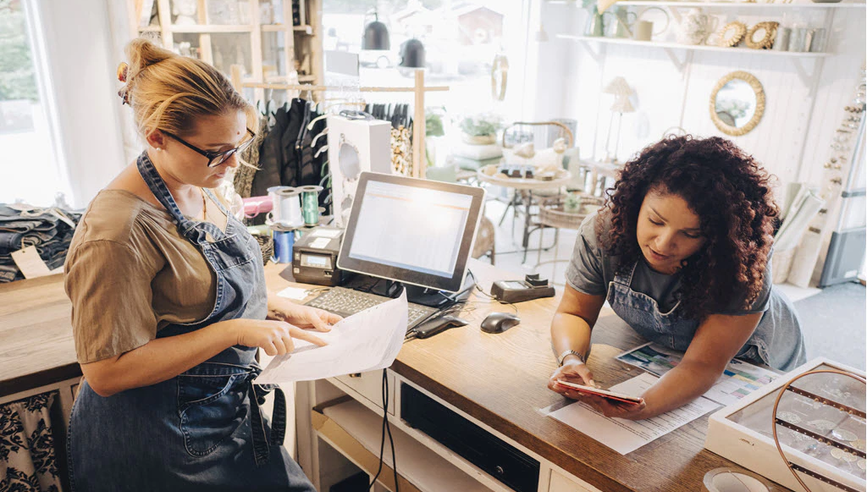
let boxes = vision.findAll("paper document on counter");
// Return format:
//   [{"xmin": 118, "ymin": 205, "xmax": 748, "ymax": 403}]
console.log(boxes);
[
  {"xmin": 547, "ymin": 372, "xmax": 718, "ymax": 455},
  {"xmin": 615, "ymin": 342, "xmax": 779, "ymax": 406},
  {"xmin": 257, "ymin": 290, "xmax": 408, "ymax": 383}
]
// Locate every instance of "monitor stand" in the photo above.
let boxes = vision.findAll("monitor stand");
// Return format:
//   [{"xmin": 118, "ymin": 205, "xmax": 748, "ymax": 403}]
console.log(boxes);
[
  {"xmin": 374, "ymin": 281, "xmax": 455, "ymax": 309},
  {"xmin": 341, "ymin": 273, "xmax": 473, "ymax": 309}
]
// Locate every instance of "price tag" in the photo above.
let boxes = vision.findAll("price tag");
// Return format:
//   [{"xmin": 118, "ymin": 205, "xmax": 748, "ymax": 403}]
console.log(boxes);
[{"xmin": 11, "ymin": 246, "xmax": 52, "ymax": 279}]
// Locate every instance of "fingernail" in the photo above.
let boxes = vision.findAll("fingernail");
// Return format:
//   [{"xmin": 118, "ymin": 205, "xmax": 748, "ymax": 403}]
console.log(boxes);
[{"xmin": 589, "ymin": 380, "xmax": 597, "ymax": 388}]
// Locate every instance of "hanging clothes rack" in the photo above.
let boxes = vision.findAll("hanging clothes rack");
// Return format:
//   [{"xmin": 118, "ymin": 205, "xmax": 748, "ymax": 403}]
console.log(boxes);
[{"xmin": 230, "ymin": 65, "xmax": 448, "ymax": 179}]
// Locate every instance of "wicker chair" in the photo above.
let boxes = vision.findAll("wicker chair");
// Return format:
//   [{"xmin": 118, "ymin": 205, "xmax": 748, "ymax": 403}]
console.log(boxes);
[{"xmin": 471, "ymin": 216, "xmax": 496, "ymax": 265}]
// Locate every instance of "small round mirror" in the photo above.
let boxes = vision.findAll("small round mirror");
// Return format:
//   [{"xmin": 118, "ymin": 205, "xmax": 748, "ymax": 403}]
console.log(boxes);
[{"xmin": 710, "ymin": 71, "xmax": 765, "ymax": 136}]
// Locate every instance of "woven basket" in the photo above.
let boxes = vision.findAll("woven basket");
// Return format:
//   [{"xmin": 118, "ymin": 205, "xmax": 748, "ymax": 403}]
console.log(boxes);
[
  {"xmin": 539, "ymin": 194, "xmax": 604, "ymax": 230},
  {"xmin": 253, "ymin": 234, "xmax": 273, "ymax": 266}
]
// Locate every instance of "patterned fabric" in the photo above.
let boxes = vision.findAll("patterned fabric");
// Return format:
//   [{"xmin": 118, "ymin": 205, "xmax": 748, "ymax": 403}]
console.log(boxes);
[{"xmin": 0, "ymin": 391, "xmax": 61, "ymax": 492}]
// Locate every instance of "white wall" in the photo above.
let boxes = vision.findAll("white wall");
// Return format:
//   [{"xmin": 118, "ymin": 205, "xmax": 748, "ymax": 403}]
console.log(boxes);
[
  {"xmin": 533, "ymin": 1, "xmax": 866, "ymax": 197},
  {"xmin": 38, "ymin": 0, "xmax": 127, "ymax": 208}
]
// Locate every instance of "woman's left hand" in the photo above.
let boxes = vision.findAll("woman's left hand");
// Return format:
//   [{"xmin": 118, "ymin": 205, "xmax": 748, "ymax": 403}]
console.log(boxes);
[{"xmin": 269, "ymin": 298, "xmax": 342, "ymax": 332}]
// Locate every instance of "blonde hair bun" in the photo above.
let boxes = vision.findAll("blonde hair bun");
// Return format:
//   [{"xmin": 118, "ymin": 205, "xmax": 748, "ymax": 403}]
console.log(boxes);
[{"xmin": 119, "ymin": 38, "xmax": 254, "ymax": 140}]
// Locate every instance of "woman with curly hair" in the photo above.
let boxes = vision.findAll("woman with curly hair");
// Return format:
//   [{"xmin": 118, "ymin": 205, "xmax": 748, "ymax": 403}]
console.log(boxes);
[{"xmin": 547, "ymin": 135, "xmax": 805, "ymax": 420}]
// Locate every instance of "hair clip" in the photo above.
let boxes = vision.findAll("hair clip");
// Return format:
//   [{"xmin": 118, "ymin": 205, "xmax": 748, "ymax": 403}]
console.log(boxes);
[
  {"xmin": 117, "ymin": 62, "xmax": 129, "ymax": 83},
  {"xmin": 117, "ymin": 87, "xmax": 130, "ymax": 106}
]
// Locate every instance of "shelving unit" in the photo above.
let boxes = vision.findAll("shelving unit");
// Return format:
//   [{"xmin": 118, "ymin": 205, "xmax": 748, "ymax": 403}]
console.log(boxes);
[
  {"xmin": 547, "ymin": 0, "xmax": 865, "ymax": 6},
  {"xmin": 557, "ymin": 33, "xmax": 830, "ymax": 57},
  {"xmin": 128, "ymin": 0, "xmax": 324, "ymax": 102}
]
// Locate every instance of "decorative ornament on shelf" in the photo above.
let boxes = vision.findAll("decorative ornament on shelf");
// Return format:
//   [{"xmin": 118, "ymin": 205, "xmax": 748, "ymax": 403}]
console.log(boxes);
[
  {"xmin": 745, "ymin": 22, "xmax": 779, "ymax": 50},
  {"xmin": 718, "ymin": 21, "xmax": 748, "ymax": 48},
  {"xmin": 173, "ymin": 0, "xmax": 198, "ymax": 25},
  {"xmin": 602, "ymin": 77, "xmax": 635, "ymax": 164},
  {"xmin": 676, "ymin": 8, "xmax": 719, "ymax": 46}
]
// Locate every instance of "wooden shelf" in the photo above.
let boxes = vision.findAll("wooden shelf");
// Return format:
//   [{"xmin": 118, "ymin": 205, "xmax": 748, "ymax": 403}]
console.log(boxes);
[
  {"xmin": 294, "ymin": 25, "xmax": 315, "ymax": 34},
  {"xmin": 547, "ymin": 0, "xmax": 865, "ymax": 6},
  {"xmin": 138, "ymin": 25, "xmax": 161, "ymax": 32},
  {"xmin": 318, "ymin": 399, "xmax": 495, "ymax": 492},
  {"xmin": 299, "ymin": 75, "xmax": 316, "ymax": 82},
  {"xmin": 170, "ymin": 24, "xmax": 253, "ymax": 33},
  {"xmin": 557, "ymin": 34, "xmax": 830, "ymax": 57}
]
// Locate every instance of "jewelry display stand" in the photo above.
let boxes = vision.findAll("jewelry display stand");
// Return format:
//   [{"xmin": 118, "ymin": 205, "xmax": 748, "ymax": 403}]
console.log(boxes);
[{"xmin": 705, "ymin": 358, "xmax": 866, "ymax": 492}]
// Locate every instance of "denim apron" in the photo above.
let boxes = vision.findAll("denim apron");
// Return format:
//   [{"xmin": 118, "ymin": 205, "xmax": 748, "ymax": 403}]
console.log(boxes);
[
  {"xmin": 607, "ymin": 261, "xmax": 806, "ymax": 371},
  {"xmin": 67, "ymin": 152, "xmax": 315, "ymax": 491}
]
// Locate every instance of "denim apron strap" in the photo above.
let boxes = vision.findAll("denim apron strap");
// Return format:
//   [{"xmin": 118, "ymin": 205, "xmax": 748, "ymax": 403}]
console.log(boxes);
[
  {"xmin": 136, "ymin": 151, "xmax": 225, "ymax": 243},
  {"xmin": 249, "ymin": 383, "xmax": 287, "ymax": 467}
]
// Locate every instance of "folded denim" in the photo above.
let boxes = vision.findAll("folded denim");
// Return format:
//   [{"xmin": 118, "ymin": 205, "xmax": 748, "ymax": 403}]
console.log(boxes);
[{"xmin": 0, "ymin": 204, "xmax": 80, "ymax": 283}]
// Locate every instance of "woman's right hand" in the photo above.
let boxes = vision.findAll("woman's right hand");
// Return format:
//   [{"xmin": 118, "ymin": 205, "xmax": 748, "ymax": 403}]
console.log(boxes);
[
  {"xmin": 227, "ymin": 319, "xmax": 327, "ymax": 356},
  {"xmin": 547, "ymin": 359, "xmax": 597, "ymax": 397}
]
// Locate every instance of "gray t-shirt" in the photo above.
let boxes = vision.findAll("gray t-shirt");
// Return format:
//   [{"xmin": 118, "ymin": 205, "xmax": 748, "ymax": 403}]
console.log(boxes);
[{"xmin": 565, "ymin": 212, "xmax": 771, "ymax": 316}]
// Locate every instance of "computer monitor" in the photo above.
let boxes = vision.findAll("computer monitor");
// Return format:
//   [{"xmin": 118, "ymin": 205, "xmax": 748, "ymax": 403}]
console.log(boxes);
[{"xmin": 337, "ymin": 172, "xmax": 486, "ymax": 293}]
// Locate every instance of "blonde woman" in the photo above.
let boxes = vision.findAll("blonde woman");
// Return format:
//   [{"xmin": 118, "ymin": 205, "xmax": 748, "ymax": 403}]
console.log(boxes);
[{"xmin": 64, "ymin": 39, "xmax": 338, "ymax": 490}]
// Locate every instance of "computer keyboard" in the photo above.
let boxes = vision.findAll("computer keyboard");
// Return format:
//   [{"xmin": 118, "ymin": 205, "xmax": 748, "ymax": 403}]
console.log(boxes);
[{"xmin": 304, "ymin": 286, "xmax": 437, "ymax": 331}]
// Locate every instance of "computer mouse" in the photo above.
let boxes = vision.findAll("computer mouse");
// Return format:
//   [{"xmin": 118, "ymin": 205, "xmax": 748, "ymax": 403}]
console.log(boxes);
[{"xmin": 480, "ymin": 312, "xmax": 520, "ymax": 334}]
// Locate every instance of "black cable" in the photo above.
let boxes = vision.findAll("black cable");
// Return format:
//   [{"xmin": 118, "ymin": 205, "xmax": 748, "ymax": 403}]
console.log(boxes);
[
  {"xmin": 384, "ymin": 370, "xmax": 398, "ymax": 492},
  {"xmin": 368, "ymin": 371, "xmax": 387, "ymax": 489}
]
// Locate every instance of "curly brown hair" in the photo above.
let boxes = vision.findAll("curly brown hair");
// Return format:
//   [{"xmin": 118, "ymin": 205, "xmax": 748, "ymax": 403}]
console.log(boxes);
[{"xmin": 598, "ymin": 135, "xmax": 778, "ymax": 320}]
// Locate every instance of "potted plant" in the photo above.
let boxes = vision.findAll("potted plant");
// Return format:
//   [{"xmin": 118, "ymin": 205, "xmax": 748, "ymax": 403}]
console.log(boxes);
[{"xmin": 459, "ymin": 112, "xmax": 502, "ymax": 145}]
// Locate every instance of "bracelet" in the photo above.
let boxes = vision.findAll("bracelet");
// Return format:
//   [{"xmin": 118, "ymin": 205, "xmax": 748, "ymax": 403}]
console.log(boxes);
[{"xmin": 557, "ymin": 349, "xmax": 585, "ymax": 367}]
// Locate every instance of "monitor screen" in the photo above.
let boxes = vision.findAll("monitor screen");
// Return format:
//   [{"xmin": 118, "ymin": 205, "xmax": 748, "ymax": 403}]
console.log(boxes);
[{"xmin": 337, "ymin": 172, "xmax": 485, "ymax": 293}]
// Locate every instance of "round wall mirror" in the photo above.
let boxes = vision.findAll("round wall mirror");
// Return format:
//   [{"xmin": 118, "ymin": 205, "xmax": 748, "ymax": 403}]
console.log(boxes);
[{"xmin": 710, "ymin": 71, "xmax": 765, "ymax": 136}]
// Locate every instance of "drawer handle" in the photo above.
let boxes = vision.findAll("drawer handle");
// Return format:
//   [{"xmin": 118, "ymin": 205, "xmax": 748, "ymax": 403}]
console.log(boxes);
[
  {"xmin": 348, "ymin": 373, "xmax": 362, "ymax": 378},
  {"xmin": 496, "ymin": 465, "xmax": 505, "ymax": 476}
]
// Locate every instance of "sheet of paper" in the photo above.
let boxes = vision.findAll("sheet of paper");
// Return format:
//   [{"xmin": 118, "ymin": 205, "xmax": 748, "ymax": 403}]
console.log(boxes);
[
  {"xmin": 615, "ymin": 342, "xmax": 779, "ymax": 406},
  {"xmin": 277, "ymin": 286, "xmax": 310, "ymax": 300},
  {"xmin": 547, "ymin": 373, "xmax": 718, "ymax": 455},
  {"xmin": 257, "ymin": 290, "xmax": 408, "ymax": 383},
  {"xmin": 311, "ymin": 228, "xmax": 341, "ymax": 238},
  {"xmin": 11, "ymin": 246, "xmax": 51, "ymax": 279}
]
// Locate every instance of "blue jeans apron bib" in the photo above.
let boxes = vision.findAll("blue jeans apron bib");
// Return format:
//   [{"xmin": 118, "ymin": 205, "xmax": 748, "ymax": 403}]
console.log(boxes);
[
  {"xmin": 67, "ymin": 152, "xmax": 314, "ymax": 491},
  {"xmin": 606, "ymin": 262, "xmax": 806, "ymax": 371}
]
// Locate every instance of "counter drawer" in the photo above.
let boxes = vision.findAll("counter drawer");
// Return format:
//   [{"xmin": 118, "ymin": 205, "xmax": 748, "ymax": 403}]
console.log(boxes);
[{"xmin": 331, "ymin": 370, "xmax": 396, "ymax": 415}]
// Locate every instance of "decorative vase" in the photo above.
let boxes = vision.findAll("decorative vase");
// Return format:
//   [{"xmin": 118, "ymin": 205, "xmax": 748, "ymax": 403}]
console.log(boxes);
[
  {"xmin": 462, "ymin": 133, "xmax": 496, "ymax": 145},
  {"xmin": 585, "ymin": 6, "xmax": 605, "ymax": 37}
]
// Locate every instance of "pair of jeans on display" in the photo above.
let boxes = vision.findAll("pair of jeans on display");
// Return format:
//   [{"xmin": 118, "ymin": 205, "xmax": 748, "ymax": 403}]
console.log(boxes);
[
  {"xmin": 607, "ymin": 261, "xmax": 807, "ymax": 371},
  {"xmin": 67, "ymin": 151, "xmax": 314, "ymax": 492},
  {"xmin": 0, "ymin": 204, "xmax": 80, "ymax": 283}
]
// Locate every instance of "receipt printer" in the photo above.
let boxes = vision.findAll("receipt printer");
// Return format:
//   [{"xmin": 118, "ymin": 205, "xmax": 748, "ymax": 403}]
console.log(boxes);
[{"xmin": 292, "ymin": 227, "xmax": 344, "ymax": 286}]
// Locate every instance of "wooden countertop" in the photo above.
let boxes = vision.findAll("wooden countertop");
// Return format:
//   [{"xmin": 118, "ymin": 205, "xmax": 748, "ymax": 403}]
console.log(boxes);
[
  {"xmin": 267, "ymin": 260, "xmax": 789, "ymax": 492},
  {"xmin": 2, "ymin": 262, "xmax": 787, "ymax": 492},
  {"xmin": 0, "ymin": 274, "xmax": 81, "ymax": 397}
]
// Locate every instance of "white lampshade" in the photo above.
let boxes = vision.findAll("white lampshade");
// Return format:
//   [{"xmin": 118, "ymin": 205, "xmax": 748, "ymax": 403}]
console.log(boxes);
[
  {"xmin": 610, "ymin": 95, "xmax": 635, "ymax": 113},
  {"xmin": 603, "ymin": 77, "xmax": 634, "ymax": 97}
]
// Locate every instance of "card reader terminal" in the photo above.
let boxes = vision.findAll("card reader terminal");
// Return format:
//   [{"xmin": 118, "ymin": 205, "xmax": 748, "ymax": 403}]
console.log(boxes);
[
  {"xmin": 292, "ymin": 227, "xmax": 344, "ymax": 286},
  {"xmin": 490, "ymin": 273, "xmax": 555, "ymax": 303}
]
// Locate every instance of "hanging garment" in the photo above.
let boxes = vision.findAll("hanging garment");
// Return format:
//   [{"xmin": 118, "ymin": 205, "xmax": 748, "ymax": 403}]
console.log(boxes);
[
  {"xmin": 67, "ymin": 152, "xmax": 315, "ymax": 491},
  {"xmin": 251, "ymin": 103, "xmax": 289, "ymax": 198},
  {"xmin": 233, "ymin": 114, "xmax": 268, "ymax": 199}
]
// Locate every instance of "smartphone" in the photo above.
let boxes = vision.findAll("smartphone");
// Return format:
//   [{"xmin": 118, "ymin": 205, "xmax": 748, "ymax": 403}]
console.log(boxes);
[{"xmin": 555, "ymin": 380, "xmax": 643, "ymax": 406}]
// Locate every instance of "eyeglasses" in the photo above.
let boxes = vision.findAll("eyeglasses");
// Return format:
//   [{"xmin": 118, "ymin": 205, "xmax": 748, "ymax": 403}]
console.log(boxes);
[{"xmin": 162, "ymin": 128, "xmax": 256, "ymax": 167}]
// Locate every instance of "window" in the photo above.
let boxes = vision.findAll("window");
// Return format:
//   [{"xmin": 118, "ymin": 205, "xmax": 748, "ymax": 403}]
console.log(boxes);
[
  {"xmin": 0, "ymin": 0, "xmax": 69, "ymax": 206},
  {"xmin": 321, "ymin": 0, "xmax": 530, "ymax": 122}
]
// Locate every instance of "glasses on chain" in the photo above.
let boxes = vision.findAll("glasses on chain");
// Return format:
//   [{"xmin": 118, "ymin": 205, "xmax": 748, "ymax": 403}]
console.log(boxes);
[{"xmin": 163, "ymin": 128, "xmax": 256, "ymax": 167}]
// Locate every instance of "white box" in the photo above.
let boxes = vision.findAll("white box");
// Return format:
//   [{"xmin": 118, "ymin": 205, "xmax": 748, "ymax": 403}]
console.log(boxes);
[
  {"xmin": 326, "ymin": 115, "xmax": 392, "ymax": 227},
  {"xmin": 705, "ymin": 358, "xmax": 866, "ymax": 492}
]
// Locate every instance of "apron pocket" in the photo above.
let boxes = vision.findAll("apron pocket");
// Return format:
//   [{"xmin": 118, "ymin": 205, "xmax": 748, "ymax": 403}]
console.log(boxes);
[
  {"xmin": 178, "ymin": 374, "xmax": 248, "ymax": 457},
  {"xmin": 203, "ymin": 234, "xmax": 257, "ymax": 270}
]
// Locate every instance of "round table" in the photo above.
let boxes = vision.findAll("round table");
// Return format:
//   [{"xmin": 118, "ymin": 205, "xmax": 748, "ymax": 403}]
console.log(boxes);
[{"xmin": 476, "ymin": 165, "xmax": 572, "ymax": 262}]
